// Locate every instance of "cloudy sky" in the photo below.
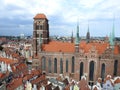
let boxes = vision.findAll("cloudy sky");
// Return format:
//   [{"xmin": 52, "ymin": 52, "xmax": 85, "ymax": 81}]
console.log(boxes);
[{"xmin": 0, "ymin": 0, "xmax": 120, "ymax": 37}]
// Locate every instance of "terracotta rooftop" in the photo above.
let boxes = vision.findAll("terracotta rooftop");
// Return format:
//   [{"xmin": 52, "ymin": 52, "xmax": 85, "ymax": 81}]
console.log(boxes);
[
  {"xmin": 42, "ymin": 41, "xmax": 74, "ymax": 53},
  {"xmin": 0, "ymin": 73, "xmax": 4, "ymax": 78},
  {"xmin": 31, "ymin": 75, "xmax": 46, "ymax": 84},
  {"xmin": 0, "ymin": 57, "xmax": 18, "ymax": 64},
  {"xmin": 34, "ymin": 13, "xmax": 47, "ymax": 19},
  {"xmin": 42, "ymin": 41, "xmax": 119, "ymax": 54},
  {"xmin": 7, "ymin": 78, "xmax": 23, "ymax": 90}
]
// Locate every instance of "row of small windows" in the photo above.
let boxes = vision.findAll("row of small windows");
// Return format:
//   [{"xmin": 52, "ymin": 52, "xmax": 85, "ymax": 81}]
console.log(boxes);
[
  {"xmin": 41, "ymin": 57, "xmax": 75, "ymax": 74},
  {"xmin": 36, "ymin": 25, "xmax": 43, "ymax": 30}
]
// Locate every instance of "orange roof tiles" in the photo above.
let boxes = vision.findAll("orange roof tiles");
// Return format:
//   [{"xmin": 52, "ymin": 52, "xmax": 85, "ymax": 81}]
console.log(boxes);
[
  {"xmin": 34, "ymin": 13, "xmax": 47, "ymax": 19},
  {"xmin": 0, "ymin": 73, "xmax": 4, "ymax": 78},
  {"xmin": 0, "ymin": 57, "xmax": 18, "ymax": 64},
  {"xmin": 80, "ymin": 41, "xmax": 109, "ymax": 54},
  {"xmin": 23, "ymin": 69, "xmax": 41, "ymax": 81},
  {"xmin": 42, "ymin": 41, "xmax": 74, "ymax": 53},
  {"xmin": 7, "ymin": 78, "xmax": 23, "ymax": 90},
  {"xmin": 16, "ymin": 63, "xmax": 27, "ymax": 70},
  {"xmin": 42, "ymin": 41, "xmax": 120, "ymax": 55},
  {"xmin": 31, "ymin": 75, "xmax": 46, "ymax": 84}
]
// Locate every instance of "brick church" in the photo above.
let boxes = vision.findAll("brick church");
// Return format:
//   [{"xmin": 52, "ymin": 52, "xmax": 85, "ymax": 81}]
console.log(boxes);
[{"xmin": 32, "ymin": 13, "xmax": 120, "ymax": 85}]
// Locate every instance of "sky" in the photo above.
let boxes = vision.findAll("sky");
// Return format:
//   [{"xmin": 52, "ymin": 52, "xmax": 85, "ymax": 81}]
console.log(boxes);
[{"xmin": 0, "ymin": 0, "xmax": 120, "ymax": 37}]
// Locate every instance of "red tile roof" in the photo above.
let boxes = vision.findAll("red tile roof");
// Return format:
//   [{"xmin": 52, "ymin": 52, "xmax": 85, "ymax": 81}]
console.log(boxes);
[
  {"xmin": 34, "ymin": 13, "xmax": 47, "ymax": 19},
  {"xmin": 0, "ymin": 57, "xmax": 18, "ymax": 64},
  {"xmin": 31, "ymin": 75, "xmax": 46, "ymax": 84},
  {"xmin": 0, "ymin": 73, "xmax": 4, "ymax": 78},
  {"xmin": 42, "ymin": 41, "xmax": 74, "ymax": 53},
  {"xmin": 42, "ymin": 41, "xmax": 119, "ymax": 55},
  {"xmin": 23, "ymin": 69, "xmax": 41, "ymax": 81},
  {"xmin": 7, "ymin": 78, "xmax": 23, "ymax": 90}
]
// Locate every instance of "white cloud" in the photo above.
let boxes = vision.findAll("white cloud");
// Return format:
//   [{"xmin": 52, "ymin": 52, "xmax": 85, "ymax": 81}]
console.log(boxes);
[
  {"xmin": 1, "ymin": 0, "xmax": 120, "ymax": 21},
  {"xmin": 0, "ymin": 0, "xmax": 120, "ymax": 36},
  {"xmin": 79, "ymin": 0, "xmax": 103, "ymax": 8}
]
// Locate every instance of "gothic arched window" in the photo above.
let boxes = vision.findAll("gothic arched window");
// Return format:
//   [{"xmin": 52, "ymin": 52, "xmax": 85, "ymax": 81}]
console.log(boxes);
[
  {"xmin": 101, "ymin": 63, "xmax": 105, "ymax": 80},
  {"xmin": 48, "ymin": 59, "xmax": 52, "ymax": 73},
  {"xmin": 89, "ymin": 61, "xmax": 94, "ymax": 81},
  {"xmin": 80, "ymin": 62, "xmax": 84, "ymax": 80},
  {"xmin": 54, "ymin": 58, "xmax": 57, "ymax": 73},
  {"xmin": 60, "ymin": 58, "xmax": 63, "ymax": 73},
  {"xmin": 42, "ymin": 56, "xmax": 46, "ymax": 71},
  {"xmin": 66, "ymin": 59, "xmax": 68, "ymax": 72},
  {"xmin": 71, "ymin": 56, "xmax": 75, "ymax": 73},
  {"xmin": 114, "ymin": 60, "xmax": 118, "ymax": 76}
]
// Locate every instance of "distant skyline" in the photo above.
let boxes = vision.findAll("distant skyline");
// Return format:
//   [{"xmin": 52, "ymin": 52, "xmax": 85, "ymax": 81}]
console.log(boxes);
[{"xmin": 0, "ymin": 0, "xmax": 120, "ymax": 37}]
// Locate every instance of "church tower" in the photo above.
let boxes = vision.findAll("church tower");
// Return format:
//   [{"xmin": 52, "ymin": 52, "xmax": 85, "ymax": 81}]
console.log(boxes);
[{"xmin": 33, "ymin": 13, "xmax": 49, "ymax": 57}]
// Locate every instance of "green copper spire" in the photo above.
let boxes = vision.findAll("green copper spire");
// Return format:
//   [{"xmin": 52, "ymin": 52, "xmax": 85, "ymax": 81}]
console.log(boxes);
[
  {"xmin": 109, "ymin": 16, "xmax": 115, "ymax": 47},
  {"xmin": 109, "ymin": 32, "xmax": 114, "ymax": 46},
  {"xmin": 112, "ymin": 17, "xmax": 115, "ymax": 41},
  {"xmin": 75, "ymin": 21, "xmax": 80, "ymax": 45}
]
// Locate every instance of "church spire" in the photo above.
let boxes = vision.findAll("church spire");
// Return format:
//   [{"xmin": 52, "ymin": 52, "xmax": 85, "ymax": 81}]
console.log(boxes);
[
  {"xmin": 75, "ymin": 19, "xmax": 80, "ymax": 52},
  {"xmin": 112, "ymin": 17, "xmax": 115, "ymax": 41},
  {"xmin": 71, "ymin": 30, "xmax": 74, "ymax": 43},
  {"xmin": 109, "ymin": 16, "xmax": 115, "ymax": 48},
  {"xmin": 86, "ymin": 24, "xmax": 90, "ymax": 43},
  {"xmin": 75, "ymin": 20, "xmax": 80, "ymax": 45}
]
